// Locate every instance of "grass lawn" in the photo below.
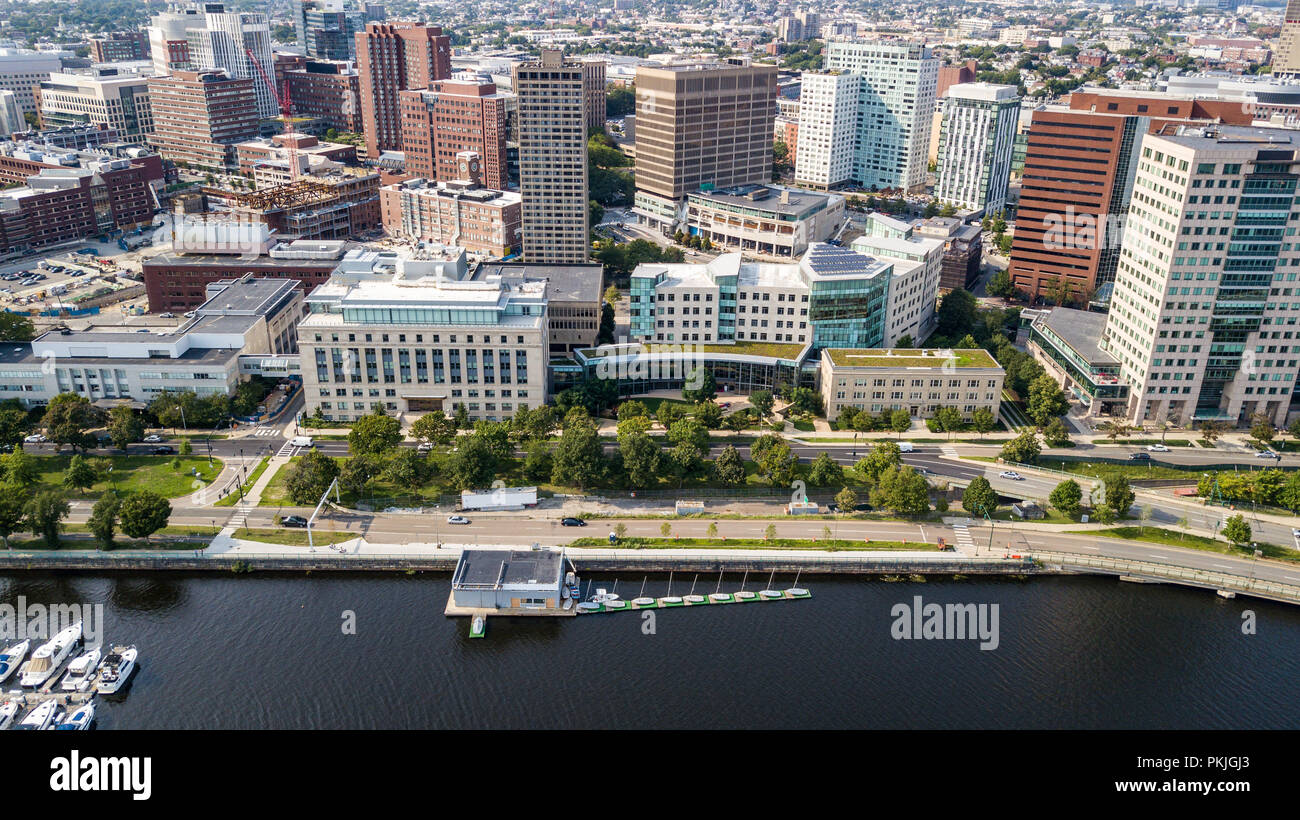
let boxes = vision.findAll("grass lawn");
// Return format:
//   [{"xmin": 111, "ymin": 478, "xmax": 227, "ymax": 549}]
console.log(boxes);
[
  {"xmin": 792, "ymin": 419, "xmax": 815, "ymax": 432},
  {"xmin": 1111, "ymin": 439, "xmax": 1194, "ymax": 447},
  {"xmin": 568, "ymin": 536, "xmax": 938, "ymax": 551},
  {"xmin": 1037, "ymin": 458, "xmax": 1199, "ymax": 481},
  {"xmin": 214, "ymin": 456, "xmax": 271, "ymax": 507},
  {"xmin": 1070, "ymin": 526, "xmax": 1297, "ymax": 564},
  {"xmin": 233, "ymin": 527, "xmax": 355, "ymax": 546},
  {"xmin": 632, "ymin": 397, "xmax": 695, "ymax": 417},
  {"xmin": 34, "ymin": 454, "xmax": 224, "ymax": 499}
]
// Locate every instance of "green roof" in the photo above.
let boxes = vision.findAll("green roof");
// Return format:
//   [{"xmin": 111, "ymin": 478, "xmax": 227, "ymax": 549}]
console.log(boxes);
[{"xmin": 823, "ymin": 348, "xmax": 1000, "ymax": 369}]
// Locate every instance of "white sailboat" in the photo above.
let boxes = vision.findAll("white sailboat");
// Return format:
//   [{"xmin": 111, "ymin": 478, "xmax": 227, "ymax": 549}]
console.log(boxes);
[
  {"xmin": 0, "ymin": 700, "xmax": 18, "ymax": 730},
  {"xmin": 20, "ymin": 621, "xmax": 83, "ymax": 688}
]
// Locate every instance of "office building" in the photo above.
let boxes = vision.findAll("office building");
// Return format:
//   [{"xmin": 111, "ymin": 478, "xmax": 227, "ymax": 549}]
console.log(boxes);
[
  {"xmin": 147, "ymin": 5, "xmax": 200, "ymax": 76},
  {"xmin": 582, "ymin": 59, "xmax": 606, "ymax": 132},
  {"xmin": 295, "ymin": 0, "xmax": 365, "ymax": 61},
  {"xmin": 934, "ymin": 83, "xmax": 1020, "ymax": 215},
  {"xmin": 398, "ymin": 77, "xmax": 509, "ymax": 190},
  {"xmin": 851, "ymin": 213, "xmax": 945, "ymax": 345},
  {"xmin": 37, "ymin": 67, "xmax": 155, "ymax": 139},
  {"xmin": 381, "ymin": 153, "xmax": 521, "ymax": 257},
  {"xmin": 0, "ymin": 91, "xmax": 24, "ymax": 137},
  {"xmin": 88, "ymin": 32, "xmax": 150, "ymax": 64},
  {"xmin": 1275, "ymin": 0, "xmax": 1300, "ymax": 78},
  {"xmin": 146, "ymin": 70, "xmax": 259, "ymax": 169},
  {"xmin": 0, "ymin": 48, "xmax": 67, "ymax": 115},
  {"xmin": 914, "ymin": 216, "xmax": 983, "ymax": 292},
  {"xmin": 819, "ymin": 347, "xmax": 1004, "ymax": 423},
  {"xmin": 514, "ymin": 49, "xmax": 588, "ymax": 264},
  {"xmin": 297, "ymin": 248, "xmax": 550, "ymax": 422},
  {"xmin": 683, "ymin": 184, "xmax": 845, "ymax": 259},
  {"xmin": 793, "ymin": 71, "xmax": 860, "ymax": 190},
  {"xmin": 284, "ymin": 60, "xmax": 363, "ymax": 134},
  {"xmin": 0, "ymin": 155, "xmax": 158, "ymax": 253},
  {"xmin": 355, "ymin": 21, "xmax": 453, "ymax": 157},
  {"xmin": 185, "ymin": 3, "xmax": 279, "ymax": 120},
  {"xmin": 633, "ymin": 60, "xmax": 776, "ymax": 234}
]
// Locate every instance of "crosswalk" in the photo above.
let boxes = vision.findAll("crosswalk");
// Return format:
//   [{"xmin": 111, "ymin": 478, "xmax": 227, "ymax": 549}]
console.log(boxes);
[
  {"xmin": 275, "ymin": 441, "xmax": 301, "ymax": 457},
  {"xmin": 951, "ymin": 522, "xmax": 976, "ymax": 553},
  {"xmin": 250, "ymin": 426, "xmax": 280, "ymax": 438},
  {"xmin": 941, "ymin": 445, "xmax": 959, "ymax": 459}
]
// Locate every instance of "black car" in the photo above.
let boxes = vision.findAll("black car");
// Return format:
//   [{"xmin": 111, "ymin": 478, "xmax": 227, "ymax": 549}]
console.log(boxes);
[
  {"xmin": 561, "ymin": 517, "xmax": 587, "ymax": 527},
  {"xmin": 151, "ymin": 445, "xmax": 176, "ymax": 455},
  {"xmin": 1129, "ymin": 452, "xmax": 1151, "ymax": 460},
  {"xmin": 281, "ymin": 515, "xmax": 308, "ymax": 528}
]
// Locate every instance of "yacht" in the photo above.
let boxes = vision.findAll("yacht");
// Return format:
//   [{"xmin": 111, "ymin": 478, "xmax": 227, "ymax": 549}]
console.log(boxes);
[
  {"xmin": 0, "ymin": 640, "xmax": 29, "ymax": 683},
  {"xmin": 56, "ymin": 700, "xmax": 95, "ymax": 730},
  {"xmin": 19, "ymin": 622, "xmax": 83, "ymax": 688},
  {"xmin": 61, "ymin": 649, "xmax": 101, "ymax": 692},
  {"xmin": 0, "ymin": 700, "xmax": 18, "ymax": 730},
  {"xmin": 13, "ymin": 700, "xmax": 56, "ymax": 730},
  {"xmin": 96, "ymin": 646, "xmax": 137, "ymax": 694}
]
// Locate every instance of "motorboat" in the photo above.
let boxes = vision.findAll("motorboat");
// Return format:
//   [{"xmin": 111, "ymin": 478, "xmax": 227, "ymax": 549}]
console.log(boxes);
[
  {"xmin": 13, "ymin": 699, "xmax": 56, "ymax": 730},
  {"xmin": 96, "ymin": 646, "xmax": 138, "ymax": 694},
  {"xmin": 0, "ymin": 700, "xmax": 18, "ymax": 730},
  {"xmin": 57, "ymin": 700, "xmax": 95, "ymax": 730},
  {"xmin": 61, "ymin": 648, "xmax": 101, "ymax": 692},
  {"xmin": 19, "ymin": 622, "xmax": 83, "ymax": 688},
  {"xmin": 0, "ymin": 640, "xmax": 30, "ymax": 683}
]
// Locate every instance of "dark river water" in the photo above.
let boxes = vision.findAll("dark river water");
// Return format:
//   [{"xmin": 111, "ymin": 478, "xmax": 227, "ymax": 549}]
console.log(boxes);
[{"xmin": 1, "ymin": 572, "xmax": 1296, "ymax": 729}]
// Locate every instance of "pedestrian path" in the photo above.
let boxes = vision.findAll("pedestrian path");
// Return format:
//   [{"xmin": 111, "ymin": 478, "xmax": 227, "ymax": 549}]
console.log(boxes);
[
  {"xmin": 274, "ymin": 440, "xmax": 304, "ymax": 457},
  {"xmin": 941, "ymin": 445, "xmax": 960, "ymax": 459},
  {"xmin": 250, "ymin": 426, "xmax": 280, "ymax": 438},
  {"xmin": 951, "ymin": 522, "xmax": 976, "ymax": 553}
]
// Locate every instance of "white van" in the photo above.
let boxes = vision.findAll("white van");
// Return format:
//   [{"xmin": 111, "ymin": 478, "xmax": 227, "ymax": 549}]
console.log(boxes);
[
  {"xmin": 898, "ymin": 442, "xmax": 914, "ymax": 453},
  {"xmin": 290, "ymin": 435, "xmax": 314, "ymax": 448}
]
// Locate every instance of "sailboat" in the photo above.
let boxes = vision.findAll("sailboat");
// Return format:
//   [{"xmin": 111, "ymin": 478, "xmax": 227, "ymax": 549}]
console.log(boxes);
[
  {"xmin": 735, "ymin": 569, "xmax": 756, "ymax": 600},
  {"xmin": 631, "ymin": 576, "xmax": 654, "ymax": 607},
  {"xmin": 662, "ymin": 571, "xmax": 683, "ymax": 604},
  {"xmin": 760, "ymin": 569, "xmax": 783, "ymax": 598},
  {"xmin": 684, "ymin": 573, "xmax": 705, "ymax": 605},
  {"xmin": 709, "ymin": 570, "xmax": 732, "ymax": 602}
]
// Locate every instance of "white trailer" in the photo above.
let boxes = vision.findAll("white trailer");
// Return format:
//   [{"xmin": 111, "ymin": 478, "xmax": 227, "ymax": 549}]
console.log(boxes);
[{"xmin": 460, "ymin": 486, "xmax": 538, "ymax": 511}]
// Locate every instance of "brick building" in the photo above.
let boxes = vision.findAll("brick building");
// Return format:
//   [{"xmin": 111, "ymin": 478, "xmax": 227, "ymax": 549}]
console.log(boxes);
[
  {"xmin": 397, "ymin": 77, "xmax": 509, "ymax": 190},
  {"xmin": 355, "ymin": 21, "xmax": 452, "ymax": 157},
  {"xmin": 285, "ymin": 60, "xmax": 363, "ymax": 133},
  {"xmin": 146, "ymin": 70, "xmax": 260, "ymax": 170}
]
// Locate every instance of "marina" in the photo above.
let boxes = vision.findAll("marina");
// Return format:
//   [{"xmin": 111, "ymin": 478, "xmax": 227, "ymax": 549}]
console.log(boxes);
[{"xmin": 1, "ymin": 640, "xmax": 139, "ymax": 730}]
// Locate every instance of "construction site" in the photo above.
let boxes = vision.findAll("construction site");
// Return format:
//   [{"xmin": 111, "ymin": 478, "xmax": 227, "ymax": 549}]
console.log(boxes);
[{"xmin": 200, "ymin": 172, "xmax": 381, "ymax": 240}]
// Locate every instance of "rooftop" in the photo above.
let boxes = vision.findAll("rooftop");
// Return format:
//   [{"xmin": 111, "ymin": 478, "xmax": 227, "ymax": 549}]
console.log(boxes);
[
  {"xmin": 688, "ymin": 184, "xmax": 839, "ymax": 217},
  {"xmin": 823, "ymin": 348, "xmax": 1000, "ymax": 369},
  {"xmin": 473, "ymin": 262, "xmax": 603, "ymax": 304},
  {"xmin": 453, "ymin": 548, "xmax": 563, "ymax": 590},
  {"xmin": 1033, "ymin": 307, "xmax": 1116, "ymax": 366}
]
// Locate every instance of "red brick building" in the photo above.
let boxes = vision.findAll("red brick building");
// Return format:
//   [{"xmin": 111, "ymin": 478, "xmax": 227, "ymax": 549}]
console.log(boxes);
[
  {"xmin": 146, "ymin": 70, "xmax": 260, "ymax": 170},
  {"xmin": 937, "ymin": 59, "xmax": 977, "ymax": 98},
  {"xmin": 285, "ymin": 61, "xmax": 363, "ymax": 133},
  {"xmin": 141, "ymin": 247, "xmax": 343, "ymax": 312},
  {"xmin": 0, "ymin": 160, "xmax": 157, "ymax": 253},
  {"xmin": 397, "ymin": 78, "xmax": 509, "ymax": 189},
  {"xmin": 355, "ymin": 22, "xmax": 452, "ymax": 158}
]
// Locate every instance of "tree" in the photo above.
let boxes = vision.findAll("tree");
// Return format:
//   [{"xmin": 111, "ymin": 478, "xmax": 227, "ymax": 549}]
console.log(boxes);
[
  {"xmin": 24, "ymin": 490, "xmax": 69, "ymax": 548},
  {"xmin": 1288, "ymin": 418, "xmax": 1300, "ymax": 447},
  {"xmin": 1026, "ymin": 374, "xmax": 1070, "ymax": 426},
  {"xmin": 834, "ymin": 486, "xmax": 858, "ymax": 511},
  {"xmin": 1198, "ymin": 419, "xmax": 1228, "ymax": 447},
  {"xmin": 713, "ymin": 444, "xmax": 746, "ymax": 485},
  {"xmin": 1000, "ymin": 430, "xmax": 1041, "ymax": 464},
  {"xmin": 933, "ymin": 406, "xmax": 963, "ymax": 439},
  {"xmin": 871, "ymin": 464, "xmax": 930, "ymax": 515},
  {"xmin": 106, "ymin": 405, "xmax": 143, "ymax": 450},
  {"xmin": 383, "ymin": 447, "xmax": 431, "ymax": 490},
  {"xmin": 694, "ymin": 400, "xmax": 723, "ymax": 429},
  {"xmin": 667, "ymin": 417, "xmax": 708, "ymax": 454},
  {"xmin": 551, "ymin": 416, "xmax": 605, "ymax": 491},
  {"xmin": 522, "ymin": 441, "xmax": 553, "ymax": 482},
  {"xmin": 118, "ymin": 491, "xmax": 171, "ymax": 541},
  {"xmin": 972, "ymin": 407, "xmax": 996, "ymax": 438},
  {"xmin": 0, "ymin": 311, "xmax": 36, "ymax": 342},
  {"xmin": 749, "ymin": 390, "xmax": 774, "ymax": 419},
  {"xmin": 808, "ymin": 452, "xmax": 843, "ymax": 486},
  {"xmin": 179, "ymin": 438, "xmax": 193, "ymax": 456},
  {"xmin": 1102, "ymin": 472, "xmax": 1135, "ymax": 517},
  {"xmin": 1222, "ymin": 514, "xmax": 1251, "ymax": 547},
  {"xmin": 62, "ymin": 455, "xmax": 99, "ymax": 494},
  {"xmin": 936, "ymin": 288, "xmax": 978, "ymax": 338},
  {"xmin": 339, "ymin": 454, "xmax": 383, "ymax": 496},
  {"xmin": 1, "ymin": 445, "xmax": 38, "ymax": 488},
  {"xmin": 41, "ymin": 393, "xmax": 103, "ymax": 453},
  {"xmin": 447, "ymin": 434, "xmax": 500, "ymax": 490},
  {"xmin": 409, "ymin": 411, "xmax": 457, "ymax": 446},
  {"xmin": 284, "ymin": 450, "xmax": 340, "ymax": 505},
  {"xmin": 0, "ymin": 486, "xmax": 24, "ymax": 548},
  {"xmin": 890, "ymin": 408, "xmax": 912, "ymax": 438},
  {"xmin": 87, "ymin": 492, "xmax": 121, "ymax": 550},
  {"xmin": 1093, "ymin": 503, "xmax": 1117, "ymax": 525},
  {"xmin": 348, "ymin": 412, "xmax": 403, "ymax": 456},
  {"xmin": 1049, "ymin": 479, "xmax": 1083, "ymax": 519},
  {"xmin": 855, "ymin": 441, "xmax": 902, "ymax": 484},
  {"xmin": 1278, "ymin": 471, "xmax": 1300, "ymax": 513},
  {"xmin": 962, "ymin": 475, "xmax": 999, "ymax": 516},
  {"xmin": 454, "ymin": 404, "xmax": 470, "ymax": 430},
  {"xmin": 1096, "ymin": 419, "xmax": 1132, "ymax": 444},
  {"xmin": 617, "ymin": 400, "xmax": 648, "ymax": 422},
  {"xmin": 753, "ymin": 437, "xmax": 797, "ymax": 487},
  {"xmin": 618, "ymin": 428, "xmax": 660, "ymax": 487},
  {"xmin": 1249, "ymin": 412, "xmax": 1276, "ymax": 450},
  {"xmin": 681, "ymin": 366, "xmax": 717, "ymax": 403},
  {"xmin": 1042, "ymin": 417, "xmax": 1072, "ymax": 447},
  {"xmin": 986, "ymin": 269, "xmax": 1016, "ymax": 299}
]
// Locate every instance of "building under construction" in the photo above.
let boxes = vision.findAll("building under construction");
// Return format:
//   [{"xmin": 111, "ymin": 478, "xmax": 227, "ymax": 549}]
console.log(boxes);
[{"xmin": 202, "ymin": 171, "xmax": 381, "ymax": 240}]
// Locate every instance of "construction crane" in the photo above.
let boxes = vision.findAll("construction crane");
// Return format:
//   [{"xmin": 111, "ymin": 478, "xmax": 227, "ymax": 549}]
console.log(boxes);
[{"xmin": 245, "ymin": 47, "xmax": 300, "ymax": 182}]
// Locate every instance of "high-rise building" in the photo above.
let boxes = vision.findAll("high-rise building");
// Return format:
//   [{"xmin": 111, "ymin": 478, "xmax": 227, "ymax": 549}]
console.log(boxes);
[
  {"xmin": 285, "ymin": 61, "xmax": 363, "ymax": 133},
  {"xmin": 88, "ymin": 31, "xmax": 150, "ymax": 64},
  {"xmin": 514, "ymin": 49, "xmax": 589, "ymax": 264},
  {"xmin": 1009, "ymin": 92, "xmax": 1253, "ymax": 303},
  {"xmin": 934, "ymin": 82, "xmax": 1020, "ymax": 214},
  {"xmin": 380, "ymin": 151, "xmax": 521, "ymax": 256},
  {"xmin": 398, "ymin": 77, "xmax": 509, "ymax": 190},
  {"xmin": 146, "ymin": 69, "xmax": 260, "ymax": 169},
  {"xmin": 295, "ymin": 0, "xmax": 365, "ymax": 61},
  {"xmin": 1101, "ymin": 124, "xmax": 1300, "ymax": 427},
  {"xmin": 812, "ymin": 41, "xmax": 938, "ymax": 193},
  {"xmin": 1275, "ymin": 0, "xmax": 1300, "ymax": 78},
  {"xmin": 355, "ymin": 21, "xmax": 453, "ymax": 158},
  {"xmin": 794, "ymin": 71, "xmax": 860, "ymax": 189},
  {"xmin": 632, "ymin": 59, "xmax": 776, "ymax": 234},
  {"xmin": 0, "ymin": 49, "xmax": 67, "ymax": 115},
  {"xmin": 37, "ymin": 68, "xmax": 155, "ymax": 139},
  {"xmin": 0, "ymin": 91, "xmax": 23, "ymax": 137},
  {"xmin": 185, "ymin": 3, "xmax": 278, "ymax": 120},
  {"xmin": 582, "ymin": 59, "xmax": 607, "ymax": 132},
  {"xmin": 147, "ymin": 5, "xmax": 200, "ymax": 76}
]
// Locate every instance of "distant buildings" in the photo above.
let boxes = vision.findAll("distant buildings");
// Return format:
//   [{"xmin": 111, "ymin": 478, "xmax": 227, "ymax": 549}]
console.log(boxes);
[
  {"xmin": 356, "ymin": 21, "xmax": 452, "ymax": 158},
  {"xmin": 1274, "ymin": 0, "xmax": 1300, "ymax": 78},
  {"xmin": 184, "ymin": 3, "xmax": 279, "ymax": 120},
  {"xmin": 294, "ymin": 0, "xmax": 365, "ymax": 61},
  {"xmin": 514, "ymin": 49, "xmax": 588, "ymax": 264},
  {"xmin": 37, "ymin": 67, "xmax": 155, "ymax": 139},
  {"xmin": 88, "ymin": 32, "xmax": 149, "ymax": 64},
  {"xmin": 146, "ymin": 5, "xmax": 198, "ymax": 75},
  {"xmin": 146, "ymin": 70, "xmax": 260, "ymax": 170},
  {"xmin": 284, "ymin": 61, "xmax": 363, "ymax": 134},
  {"xmin": 380, "ymin": 152, "xmax": 521, "ymax": 257},
  {"xmin": 0, "ymin": 48, "xmax": 67, "ymax": 115},
  {"xmin": 934, "ymin": 83, "xmax": 1020, "ymax": 215}
]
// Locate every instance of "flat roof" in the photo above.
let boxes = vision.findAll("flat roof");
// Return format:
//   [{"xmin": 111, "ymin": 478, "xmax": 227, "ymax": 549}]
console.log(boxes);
[
  {"xmin": 688, "ymin": 185, "xmax": 836, "ymax": 217},
  {"xmin": 454, "ymin": 549, "xmax": 562, "ymax": 589},
  {"xmin": 823, "ymin": 348, "xmax": 1001, "ymax": 369},
  {"xmin": 142, "ymin": 252, "xmax": 339, "ymax": 269},
  {"xmin": 1035, "ymin": 307, "xmax": 1116, "ymax": 366},
  {"xmin": 474, "ymin": 262, "xmax": 603, "ymax": 304}
]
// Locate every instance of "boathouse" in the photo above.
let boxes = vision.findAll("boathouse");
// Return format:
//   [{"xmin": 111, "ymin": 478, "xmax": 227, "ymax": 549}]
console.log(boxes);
[{"xmin": 450, "ymin": 548, "xmax": 565, "ymax": 611}]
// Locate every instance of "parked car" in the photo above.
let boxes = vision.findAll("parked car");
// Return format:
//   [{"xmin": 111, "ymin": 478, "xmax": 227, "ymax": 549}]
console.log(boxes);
[
  {"xmin": 1146, "ymin": 444, "xmax": 1170, "ymax": 452},
  {"xmin": 143, "ymin": 434, "xmax": 164, "ymax": 443},
  {"xmin": 561, "ymin": 517, "xmax": 587, "ymax": 527},
  {"xmin": 447, "ymin": 515, "xmax": 471, "ymax": 525},
  {"xmin": 281, "ymin": 515, "xmax": 308, "ymax": 528},
  {"xmin": 183, "ymin": 311, "xmax": 196, "ymax": 318},
  {"xmin": 159, "ymin": 312, "xmax": 174, "ymax": 318},
  {"xmin": 1129, "ymin": 452, "xmax": 1151, "ymax": 461},
  {"xmin": 1256, "ymin": 449, "xmax": 1278, "ymax": 459},
  {"xmin": 23, "ymin": 433, "xmax": 45, "ymax": 443},
  {"xmin": 998, "ymin": 470, "xmax": 1023, "ymax": 480},
  {"xmin": 150, "ymin": 445, "xmax": 176, "ymax": 455}
]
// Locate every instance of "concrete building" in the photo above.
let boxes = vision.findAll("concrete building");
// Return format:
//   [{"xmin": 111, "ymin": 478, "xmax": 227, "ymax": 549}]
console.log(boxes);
[
  {"xmin": 475, "ymin": 261, "xmax": 603, "ymax": 354},
  {"xmin": 89, "ymin": 32, "xmax": 150, "ymax": 64},
  {"xmin": 514, "ymin": 49, "xmax": 588, "ymax": 264},
  {"xmin": 297, "ymin": 247, "xmax": 549, "ymax": 422},
  {"xmin": 851, "ymin": 213, "xmax": 945, "ymax": 345},
  {"xmin": 582, "ymin": 59, "xmax": 607, "ymax": 132},
  {"xmin": 0, "ymin": 276, "xmax": 304, "ymax": 409},
  {"xmin": 234, "ymin": 132, "xmax": 357, "ymax": 176},
  {"xmin": 936, "ymin": 59, "xmax": 978, "ymax": 98},
  {"xmin": 683, "ymin": 184, "xmax": 845, "ymax": 258},
  {"xmin": 355, "ymin": 22, "xmax": 452, "ymax": 158},
  {"xmin": 793, "ymin": 71, "xmax": 860, "ymax": 190},
  {"xmin": 146, "ymin": 70, "xmax": 259, "ymax": 170},
  {"xmin": 147, "ymin": 5, "xmax": 200, "ymax": 76},
  {"xmin": 185, "ymin": 3, "xmax": 279, "ymax": 120},
  {"xmin": 819, "ymin": 347, "xmax": 1004, "ymax": 422},
  {"xmin": 1100, "ymin": 124, "xmax": 1300, "ymax": 427},
  {"xmin": 934, "ymin": 83, "xmax": 1020, "ymax": 215},
  {"xmin": 0, "ymin": 91, "xmax": 24, "ymax": 137},
  {"xmin": 633, "ymin": 60, "xmax": 776, "ymax": 234},
  {"xmin": 1026, "ymin": 306, "xmax": 1129, "ymax": 418},
  {"xmin": 450, "ymin": 548, "xmax": 565, "ymax": 612},
  {"xmin": 1274, "ymin": 0, "xmax": 1300, "ymax": 78},
  {"xmin": 37, "ymin": 67, "xmax": 155, "ymax": 139},
  {"xmin": 0, "ymin": 48, "xmax": 68, "ymax": 115},
  {"xmin": 398, "ymin": 77, "xmax": 509, "ymax": 191},
  {"xmin": 380, "ymin": 153, "xmax": 522, "ymax": 257},
  {"xmin": 284, "ymin": 61, "xmax": 363, "ymax": 134}
]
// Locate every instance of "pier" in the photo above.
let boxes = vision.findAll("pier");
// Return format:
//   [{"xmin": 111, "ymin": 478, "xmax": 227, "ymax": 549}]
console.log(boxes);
[{"xmin": 577, "ymin": 587, "xmax": 811, "ymax": 613}]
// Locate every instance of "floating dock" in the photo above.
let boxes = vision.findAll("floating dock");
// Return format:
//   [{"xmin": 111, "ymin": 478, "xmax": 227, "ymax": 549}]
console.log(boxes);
[{"xmin": 576, "ymin": 587, "xmax": 811, "ymax": 613}]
